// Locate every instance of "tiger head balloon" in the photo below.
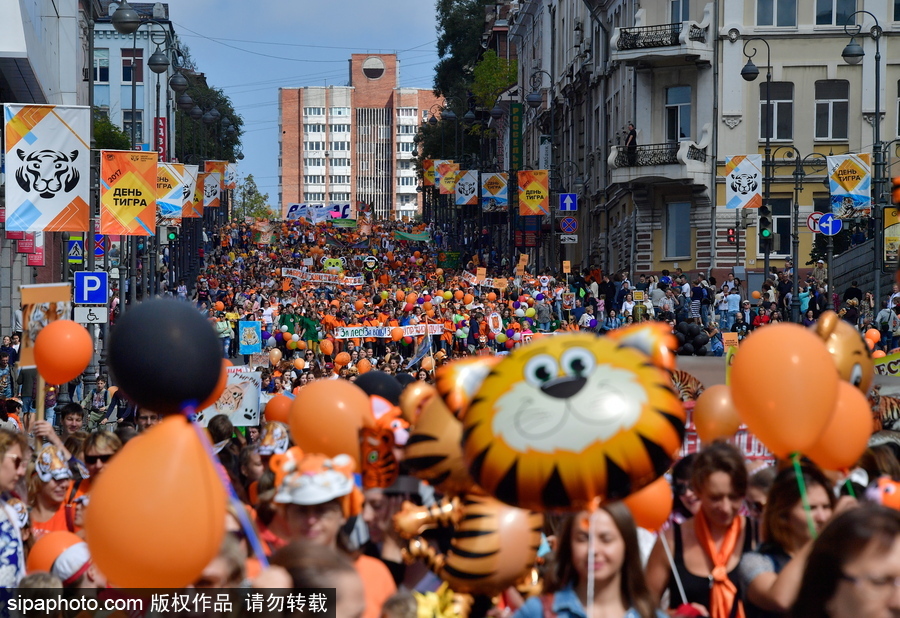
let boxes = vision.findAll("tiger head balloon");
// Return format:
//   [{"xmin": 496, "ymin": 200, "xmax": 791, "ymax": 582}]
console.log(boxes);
[
  {"xmin": 814, "ymin": 310, "xmax": 874, "ymax": 395},
  {"xmin": 460, "ymin": 325, "xmax": 685, "ymax": 511}
]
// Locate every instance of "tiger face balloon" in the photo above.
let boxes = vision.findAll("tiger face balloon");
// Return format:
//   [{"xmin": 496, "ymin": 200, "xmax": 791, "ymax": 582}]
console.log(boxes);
[{"xmin": 462, "ymin": 332, "xmax": 685, "ymax": 511}]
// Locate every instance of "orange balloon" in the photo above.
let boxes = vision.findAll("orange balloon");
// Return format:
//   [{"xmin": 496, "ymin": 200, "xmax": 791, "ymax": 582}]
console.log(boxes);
[
  {"xmin": 215, "ymin": 301, "xmax": 225, "ymax": 311},
  {"xmin": 406, "ymin": 293, "xmax": 418, "ymax": 305},
  {"xmin": 198, "ymin": 359, "xmax": 229, "ymax": 410},
  {"xmin": 805, "ymin": 381, "xmax": 873, "ymax": 470},
  {"xmin": 435, "ymin": 268, "xmax": 444, "ymax": 276},
  {"xmin": 487, "ymin": 292, "xmax": 497, "ymax": 302},
  {"xmin": 423, "ymin": 302, "xmax": 433, "ymax": 311},
  {"xmin": 355, "ymin": 300, "xmax": 364, "ymax": 310},
  {"xmin": 265, "ymin": 394, "xmax": 293, "ymax": 424},
  {"xmin": 751, "ymin": 290, "xmax": 761, "ymax": 299},
  {"xmin": 335, "ymin": 352, "xmax": 351, "ymax": 366},
  {"xmin": 391, "ymin": 327, "xmax": 404, "ymax": 342},
  {"xmin": 867, "ymin": 329, "xmax": 882, "ymax": 343},
  {"xmin": 868, "ymin": 338, "xmax": 876, "ymax": 350},
  {"xmin": 414, "ymin": 251, "xmax": 421, "ymax": 258},
  {"xmin": 421, "ymin": 357, "xmax": 435, "ymax": 371},
  {"xmin": 296, "ymin": 340, "xmax": 307, "ymax": 351},
  {"xmin": 269, "ymin": 349, "xmax": 283, "ymax": 365},
  {"xmin": 454, "ymin": 290, "xmax": 464, "ymax": 300},
  {"xmin": 357, "ymin": 358, "xmax": 372, "ymax": 374},
  {"xmin": 34, "ymin": 320, "xmax": 92, "ymax": 385},
  {"xmin": 223, "ymin": 359, "xmax": 233, "ymax": 367},
  {"xmin": 693, "ymin": 385, "xmax": 742, "ymax": 443},
  {"xmin": 873, "ymin": 350, "xmax": 887, "ymax": 358},
  {"xmin": 396, "ymin": 290, "xmax": 406, "ymax": 302},
  {"xmin": 620, "ymin": 476, "xmax": 673, "ymax": 531},
  {"xmin": 293, "ymin": 358, "xmax": 306, "ymax": 371},
  {"xmin": 463, "ymin": 294, "xmax": 474, "ymax": 305},
  {"xmin": 731, "ymin": 324, "xmax": 838, "ymax": 457},
  {"xmin": 290, "ymin": 380, "xmax": 369, "ymax": 468},
  {"xmin": 319, "ymin": 339, "xmax": 334, "ymax": 356},
  {"xmin": 85, "ymin": 415, "xmax": 226, "ymax": 587}
]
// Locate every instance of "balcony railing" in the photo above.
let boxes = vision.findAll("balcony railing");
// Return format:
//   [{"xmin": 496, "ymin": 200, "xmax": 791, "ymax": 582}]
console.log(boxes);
[
  {"xmin": 614, "ymin": 143, "xmax": 679, "ymax": 167},
  {"xmin": 616, "ymin": 24, "xmax": 681, "ymax": 50}
]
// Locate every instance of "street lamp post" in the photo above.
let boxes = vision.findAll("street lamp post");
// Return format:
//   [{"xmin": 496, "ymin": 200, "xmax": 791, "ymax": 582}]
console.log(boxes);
[
  {"xmin": 526, "ymin": 70, "xmax": 554, "ymax": 273},
  {"xmin": 842, "ymin": 10, "xmax": 884, "ymax": 307},
  {"xmin": 741, "ymin": 38, "xmax": 773, "ymax": 279}
]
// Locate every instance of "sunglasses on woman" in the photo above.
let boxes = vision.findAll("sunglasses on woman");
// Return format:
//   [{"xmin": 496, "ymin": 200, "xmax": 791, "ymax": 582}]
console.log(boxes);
[{"xmin": 85, "ymin": 454, "xmax": 114, "ymax": 465}]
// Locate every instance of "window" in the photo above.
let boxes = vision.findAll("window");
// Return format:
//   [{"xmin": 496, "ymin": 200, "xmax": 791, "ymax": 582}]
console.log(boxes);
[
  {"xmin": 397, "ymin": 125, "xmax": 417, "ymax": 134},
  {"xmin": 305, "ymin": 175, "xmax": 325, "ymax": 184},
  {"xmin": 330, "ymin": 158, "xmax": 351, "ymax": 167},
  {"xmin": 816, "ymin": 0, "xmax": 855, "ymax": 25},
  {"xmin": 304, "ymin": 192, "xmax": 325, "ymax": 201},
  {"xmin": 665, "ymin": 86, "xmax": 691, "ymax": 142},
  {"xmin": 95, "ymin": 106, "xmax": 110, "ymax": 119},
  {"xmin": 757, "ymin": 0, "xmax": 797, "ymax": 26},
  {"xmin": 360, "ymin": 161, "xmax": 370, "ymax": 171},
  {"xmin": 304, "ymin": 157, "xmax": 325, "ymax": 166},
  {"xmin": 398, "ymin": 161, "xmax": 412, "ymax": 170},
  {"xmin": 329, "ymin": 192, "xmax": 350, "ymax": 201},
  {"xmin": 330, "ymin": 107, "xmax": 350, "ymax": 117},
  {"xmin": 122, "ymin": 49, "xmax": 143, "ymax": 84},
  {"xmin": 759, "ymin": 82, "xmax": 793, "ymax": 140},
  {"xmin": 122, "ymin": 110, "xmax": 142, "ymax": 145},
  {"xmin": 303, "ymin": 124, "xmax": 325, "ymax": 133},
  {"xmin": 421, "ymin": 110, "xmax": 429, "ymax": 121},
  {"xmin": 670, "ymin": 0, "xmax": 689, "ymax": 21},
  {"xmin": 896, "ymin": 0, "xmax": 900, "ymax": 22},
  {"xmin": 769, "ymin": 198, "xmax": 791, "ymax": 255},
  {"xmin": 330, "ymin": 124, "xmax": 351, "ymax": 133},
  {"xmin": 94, "ymin": 49, "xmax": 109, "ymax": 83},
  {"xmin": 665, "ymin": 202, "xmax": 692, "ymax": 259},
  {"xmin": 397, "ymin": 142, "xmax": 415, "ymax": 153},
  {"xmin": 303, "ymin": 107, "xmax": 325, "ymax": 116},
  {"xmin": 815, "ymin": 80, "xmax": 849, "ymax": 140},
  {"xmin": 330, "ymin": 141, "xmax": 350, "ymax": 151},
  {"xmin": 397, "ymin": 107, "xmax": 417, "ymax": 117},
  {"xmin": 330, "ymin": 175, "xmax": 351, "ymax": 184},
  {"xmin": 398, "ymin": 177, "xmax": 416, "ymax": 186},
  {"xmin": 304, "ymin": 141, "xmax": 324, "ymax": 151},
  {"xmin": 358, "ymin": 126, "xmax": 371, "ymax": 136}
]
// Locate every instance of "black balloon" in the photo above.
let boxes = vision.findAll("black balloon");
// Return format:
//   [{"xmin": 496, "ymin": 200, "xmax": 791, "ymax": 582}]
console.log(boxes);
[
  {"xmin": 680, "ymin": 343, "xmax": 695, "ymax": 356},
  {"xmin": 675, "ymin": 331, "xmax": 686, "ymax": 345},
  {"xmin": 108, "ymin": 298, "xmax": 222, "ymax": 415},
  {"xmin": 687, "ymin": 323, "xmax": 701, "ymax": 338},
  {"xmin": 395, "ymin": 373, "xmax": 416, "ymax": 389},
  {"xmin": 676, "ymin": 321, "xmax": 690, "ymax": 335},
  {"xmin": 693, "ymin": 333, "xmax": 710, "ymax": 347},
  {"xmin": 696, "ymin": 347, "xmax": 708, "ymax": 356},
  {"xmin": 354, "ymin": 371, "xmax": 403, "ymax": 405},
  {"xmin": 372, "ymin": 294, "xmax": 382, "ymax": 305}
]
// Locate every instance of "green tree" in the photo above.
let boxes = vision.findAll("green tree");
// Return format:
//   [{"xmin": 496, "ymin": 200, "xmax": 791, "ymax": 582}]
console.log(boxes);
[
  {"xmin": 471, "ymin": 50, "xmax": 517, "ymax": 108},
  {"xmin": 233, "ymin": 174, "xmax": 274, "ymax": 220},
  {"xmin": 434, "ymin": 0, "xmax": 493, "ymax": 102},
  {"xmin": 93, "ymin": 109, "xmax": 131, "ymax": 150}
]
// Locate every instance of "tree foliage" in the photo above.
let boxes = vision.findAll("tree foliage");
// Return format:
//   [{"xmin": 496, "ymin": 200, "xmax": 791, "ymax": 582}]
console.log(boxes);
[
  {"xmin": 434, "ymin": 0, "xmax": 493, "ymax": 103},
  {"xmin": 471, "ymin": 50, "xmax": 517, "ymax": 108},
  {"xmin": 93, "ymin": 108, "xmax": 132, "ymax": 150},
  {"xmin": 232, "ymin": 174, "xmax": 274, "ymax": 220}
]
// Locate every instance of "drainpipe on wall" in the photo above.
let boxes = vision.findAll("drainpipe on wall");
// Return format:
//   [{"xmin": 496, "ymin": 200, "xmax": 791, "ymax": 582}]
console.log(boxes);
[{"xmin": 708, "ymin": 0, "xmax": 720, "ymax": 275}]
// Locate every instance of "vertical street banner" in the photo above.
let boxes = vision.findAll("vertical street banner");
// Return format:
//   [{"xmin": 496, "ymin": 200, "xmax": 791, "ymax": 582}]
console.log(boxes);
[
  {"xmin": 454, "ymin": 170, "xmax": 478, "ymax": 205},
  {"xmin": 238, "ymin": 321, "xmax": 262, "ymax": 355},
  {"xmin": 828, "ymin": 153, "xmax": 872, "ymax": 218},
  {"xmin": 517, "ymin": 169, "xmax": 550, "ymax": 216},
  {"xmin": 225, "ymin": 163, "xmax": 238, "ymax": 190},
  {"xmin": 157, "ymin": 162, "xmax": 185, "ymax": 227},
  {"xmin": 423, "ymin": 159, "xmax": 435, "ymax": 186},
  {"xmin": 724, "ymin": 155, "xmax": 763, "ymax": 209},
  {"xmin": 193, "ymin": 172, "xmax": 208, "ymax": 217},
  {"xmin": 20, "ymin": 283, "xmax": 71, "ymax": 369},
  {"xmin": 482, "ymin": 172, "xmax": 508, "ymax": 212},
  {"xmin": 509, "ymin": 103, "xmax": 523, "ymax": 170},
  {"xmin": 885, "ymin": 207, "xmax": 900, "ymax": 273},
  {"xmin": 205, "ymin": 160, "xmax": 227, "ymax": 189},
  {"xmin": 154, "ymin": 117, "xmax": 167, "ymax": 161},
  {"xmin": 182, "ymin": 165, "xmax": 200, "ymax": 218},
  {"xmin": 204, "ymin": 172, "xmax": 221, "ymax": 208},
  {"xmin": 27, "ymin": 232, "xmax": 45, "ymax": 267},
  {"xmin": 433, "ymin": 159, "xmax": 448, "ymax": 183},
  {"xmin": 99, "ymin": 150, "xmax": 159, "ymax": 236},
  {"xmin": 3, "ymin": 104, "xmax": 90, "ymax": 232},
  {"xmin": 438, "ymin": 161, "xmax": 460, "ymax": 194}
]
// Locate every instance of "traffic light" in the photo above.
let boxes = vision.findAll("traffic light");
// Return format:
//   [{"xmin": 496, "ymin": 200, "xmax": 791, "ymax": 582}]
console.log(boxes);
[
  {"xmin": 892, "ymin": 176, "xmax": 900, "ymax": 205},
  {"xmin": 758, "ymin": 205, "xmax": 773, "ymax": 250},
  {"xmin": 727, "ymin": 227, "xmax": 737, "ymax": 244},
  {"xmin": 167, "ymin": 227, "xmax": 178, "ymax": 242}
]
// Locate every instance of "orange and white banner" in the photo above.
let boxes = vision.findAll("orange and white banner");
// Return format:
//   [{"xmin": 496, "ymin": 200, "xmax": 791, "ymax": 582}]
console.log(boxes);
[
  {"xmin": 100, "ymin": 150, "xmax": 158, "ymax": 235},
  {"xmin": 517, "ymin": 169, "xmax": 549, "ymax": 216}
]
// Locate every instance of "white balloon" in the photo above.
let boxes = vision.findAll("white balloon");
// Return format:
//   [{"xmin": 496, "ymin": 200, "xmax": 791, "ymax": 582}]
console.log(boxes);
[
  {"xmin": 280, "ymin": 325, "xmax": 289, "ymax": 332},
  {"xmin": 515, "ymin": 309, "xmax": 525, "ymax": 317},
  {"xmin": 292, "ymin": 334, "xmax": 300, "ymax": 342},
  {"xmin": 267, "ymin": 337, "xmax": 277, "ymax": 347},
  {"xmin": 513, "ymin": 333, "xmax": 522, "ymax": 341}
]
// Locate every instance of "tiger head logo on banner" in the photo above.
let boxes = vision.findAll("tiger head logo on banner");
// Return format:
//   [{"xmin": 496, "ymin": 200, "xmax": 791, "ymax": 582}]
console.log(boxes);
[
  {"xmin": 182, "ymin": 165, "xmax": 200, "ymax": 219},
  {"xmin": 4, "ymin": 104, "xmax": 91, "ymax": 232},
  {"xmin": 204, "ymin": 172, "xmax": 221, "ymax": 208},
  {"xmin": 725, "ymin": 155, "xmax": 763, "ymax": 210},
  {"xmin": 99, "ymin": 150, "xmax": 159, "ymax": 236},
  {"xmin": 225, "ymin": 164, "xmax": 238, "ymax": 190}
]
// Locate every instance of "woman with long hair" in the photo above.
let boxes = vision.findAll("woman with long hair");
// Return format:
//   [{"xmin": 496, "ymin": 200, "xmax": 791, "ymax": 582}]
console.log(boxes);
[
  {"xmin": 646, "ymin": 442, "xmax": 753, "ymax": 618},
  {"xmin": 0, "ymin": 429, "xmax": 28, "ymax": 585},
  {"xmin": 514, "ymin": 502, "xmax": 661, "ymax": 618}
]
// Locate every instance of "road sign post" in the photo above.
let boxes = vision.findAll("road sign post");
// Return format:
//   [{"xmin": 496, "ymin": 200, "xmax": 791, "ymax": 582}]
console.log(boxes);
[{"xmin": 559, "ymin": 193, "xmax": 578, "ymax": 212}]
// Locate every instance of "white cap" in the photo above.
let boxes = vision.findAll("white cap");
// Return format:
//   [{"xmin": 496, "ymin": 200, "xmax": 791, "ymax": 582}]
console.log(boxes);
[{"xmin": 52, "ymin": 542, "xmax": 91, "ymax": 586}]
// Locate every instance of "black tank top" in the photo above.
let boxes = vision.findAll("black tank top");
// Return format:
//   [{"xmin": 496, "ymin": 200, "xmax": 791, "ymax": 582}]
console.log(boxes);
[{"xmin": 668, "ymin": 517, "xmax": 755, "ymax": 611}]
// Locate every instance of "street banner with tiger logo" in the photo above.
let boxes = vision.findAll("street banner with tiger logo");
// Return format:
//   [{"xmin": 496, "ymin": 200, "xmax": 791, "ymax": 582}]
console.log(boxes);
[
  {"xmin": 4, "ymin": 104, "xmax": 90, "ymax": 232},
  {"xmin": 724, "ymin": 155, "xmax": 762, "ymax": 210}
]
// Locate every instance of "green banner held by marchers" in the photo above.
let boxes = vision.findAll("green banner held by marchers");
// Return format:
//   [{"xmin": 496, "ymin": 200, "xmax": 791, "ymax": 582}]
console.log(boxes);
[
  {"xmin": 437, "ymin": 251, "xmax": 461, "ymax": 269},
  {"xmin": 393, "ymin": 231, "xmax": 432, "ymax": 242}
]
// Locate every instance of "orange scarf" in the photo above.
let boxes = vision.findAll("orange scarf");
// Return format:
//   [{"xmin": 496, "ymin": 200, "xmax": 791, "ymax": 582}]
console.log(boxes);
[{"xmin": 694, "ymin": 511, "xmax": 745, "ymax": 618}]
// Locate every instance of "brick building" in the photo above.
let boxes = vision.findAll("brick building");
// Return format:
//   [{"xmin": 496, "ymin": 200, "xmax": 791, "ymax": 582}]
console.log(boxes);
[{"xmin": 278, "ymin": 54, "xmax": 442, "ymax": 220}]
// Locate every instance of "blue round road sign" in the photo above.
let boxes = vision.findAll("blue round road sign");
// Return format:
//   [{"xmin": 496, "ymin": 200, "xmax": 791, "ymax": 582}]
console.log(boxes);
[{"xmin": 560, "ymin": 217, "xmax": 578, "ymax": 233}]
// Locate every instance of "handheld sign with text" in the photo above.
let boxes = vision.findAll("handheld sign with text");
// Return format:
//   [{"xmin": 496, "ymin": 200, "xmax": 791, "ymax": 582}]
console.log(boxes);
[{"xmin": 562, "ymin": 261, "xmax": 571, "ymax": 274}]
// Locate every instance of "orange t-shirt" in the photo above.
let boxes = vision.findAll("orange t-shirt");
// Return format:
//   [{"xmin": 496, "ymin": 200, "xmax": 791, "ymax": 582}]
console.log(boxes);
[
  {"xmin": 31, "ymin": 503, "xmax": 70, "ymax": 541},
  {"xmin": 354, "ymin": 554, "xmax": 396, "ymax": 618}
]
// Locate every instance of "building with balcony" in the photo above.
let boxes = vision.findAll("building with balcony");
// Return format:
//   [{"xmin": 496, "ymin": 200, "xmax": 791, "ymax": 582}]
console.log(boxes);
[{"xmin": 278, "ymin": 54, "xmax": 441, "ymax": 220}]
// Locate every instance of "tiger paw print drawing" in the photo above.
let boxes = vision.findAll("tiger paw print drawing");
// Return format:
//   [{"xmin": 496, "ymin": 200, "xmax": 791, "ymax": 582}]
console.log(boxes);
[{"xmin": 195, "ymin": 382, "xmax": 256, "ymax": 424}]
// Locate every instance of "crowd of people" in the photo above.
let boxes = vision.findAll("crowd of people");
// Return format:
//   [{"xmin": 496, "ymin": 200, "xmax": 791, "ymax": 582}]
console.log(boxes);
[{"xmin": 0, "ymin": 216, "xmax": 898, "ymax": 618}]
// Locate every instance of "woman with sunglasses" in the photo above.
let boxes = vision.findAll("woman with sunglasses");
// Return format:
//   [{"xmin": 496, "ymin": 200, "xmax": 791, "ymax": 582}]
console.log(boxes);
[
  {"xmin": 67, "ymin": 432, "xmax": 123, "ymax": 519},
  {"xmin": 0, "ymin": 428, "xmax": 28, "ymax": 585}
]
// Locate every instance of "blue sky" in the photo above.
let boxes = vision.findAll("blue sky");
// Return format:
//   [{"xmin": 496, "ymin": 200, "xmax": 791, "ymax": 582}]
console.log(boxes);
[{"xmin": 171, "ymin": 0, "xmax": 441, "ymax": 201}]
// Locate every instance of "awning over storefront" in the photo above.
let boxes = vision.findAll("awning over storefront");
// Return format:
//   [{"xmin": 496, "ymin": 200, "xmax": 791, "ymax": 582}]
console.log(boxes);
[{"xmin": 0, "ymin": 0, "xmax": 47, "ymax": 103}]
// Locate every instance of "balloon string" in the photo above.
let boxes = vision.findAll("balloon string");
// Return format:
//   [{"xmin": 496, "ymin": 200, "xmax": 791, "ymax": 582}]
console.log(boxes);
[
  {"xmin": 844, "ymin": 477, "xmax": 857, "ymax": 499},
  {"xmin": 791, "ymin": 453, "xmax": 817, "ymax": 540},
  {"xmin": 184, "ymin": 406, "xmax": 271, "ymax": 569}
]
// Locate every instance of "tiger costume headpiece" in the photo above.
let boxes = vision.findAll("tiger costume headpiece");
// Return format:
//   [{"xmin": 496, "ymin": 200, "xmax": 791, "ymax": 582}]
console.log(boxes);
[{"xmin": 457, "ymin": 325, "xmax": 685, "ymax": 511}]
